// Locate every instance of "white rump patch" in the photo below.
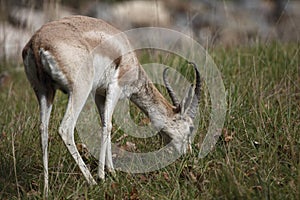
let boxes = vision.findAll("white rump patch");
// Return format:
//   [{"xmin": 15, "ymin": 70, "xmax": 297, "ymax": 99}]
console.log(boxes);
[{"xmin": 39, "ymin": 48, "xmax": 69, "ymax": 89}]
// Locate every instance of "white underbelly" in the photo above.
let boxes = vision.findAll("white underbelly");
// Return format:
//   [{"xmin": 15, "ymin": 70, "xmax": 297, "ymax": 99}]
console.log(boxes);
[{"xmin": 92, "ymin": 54, "xmax": 118, "ymax": 95}]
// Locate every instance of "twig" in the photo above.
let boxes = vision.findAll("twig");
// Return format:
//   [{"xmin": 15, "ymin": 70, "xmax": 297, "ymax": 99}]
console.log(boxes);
[{"xmin": 12, "ymin": 132, "xmax": 21, "ymax": 200}]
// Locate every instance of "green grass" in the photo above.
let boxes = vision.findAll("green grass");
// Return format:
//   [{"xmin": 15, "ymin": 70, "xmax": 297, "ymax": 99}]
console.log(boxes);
[{"xmin": 0, "ymin": 43, "xmax": 299, "ymax": 199}]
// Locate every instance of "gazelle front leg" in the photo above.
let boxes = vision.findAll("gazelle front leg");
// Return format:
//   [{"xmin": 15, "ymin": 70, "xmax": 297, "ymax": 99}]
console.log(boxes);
[
  {"xmin": 95, "ymin": 94, "xmax": 116, "ymax": 176},
  {"xmin": 97, "ymin": 81, "xmax": 121, "ymax": 179}
]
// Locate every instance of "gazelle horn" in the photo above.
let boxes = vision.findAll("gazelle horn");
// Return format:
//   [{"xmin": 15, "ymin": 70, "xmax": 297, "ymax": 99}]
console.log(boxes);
[
  {"xmin": 163, "ymin": 68, "xmax": 180, "ymax": 108},
  {"xmin": 187, "ymin": 61, "xmax": 201, "ymax": 119}
]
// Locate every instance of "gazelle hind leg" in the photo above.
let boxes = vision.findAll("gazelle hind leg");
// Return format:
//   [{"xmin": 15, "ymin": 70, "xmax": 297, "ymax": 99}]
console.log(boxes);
[
  {"xmin": 36, "ymin": 89, "xmax": 55, "ymax": 198},
  {"xmin": 24, "ymin": 49, "xmax": 55, "ymax": 197},
  {"xmin": 97, "ymin": 82, "xmax": 121, "ymax": 179},
  {"xmin": 58, "ymin": 85, "xmax": 97, "ymax": 185}
]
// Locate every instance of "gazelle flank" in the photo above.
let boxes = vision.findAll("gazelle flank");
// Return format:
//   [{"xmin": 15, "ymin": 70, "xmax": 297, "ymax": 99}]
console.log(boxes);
[{"xmin": 22, "ymin": 15, "xmax": 201, "ymax": 197}]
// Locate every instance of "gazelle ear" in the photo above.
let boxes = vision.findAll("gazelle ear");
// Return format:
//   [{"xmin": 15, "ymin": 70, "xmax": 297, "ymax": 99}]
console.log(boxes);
[{"xmin": 180, "ymin": 84, "xmax": 194, "ymax": 115}]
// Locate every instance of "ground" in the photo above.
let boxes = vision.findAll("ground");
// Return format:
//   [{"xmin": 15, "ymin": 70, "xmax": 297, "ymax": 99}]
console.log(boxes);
[{"xmin": 0, "ymin": 42, "xmax": 299, "ymax": 199}]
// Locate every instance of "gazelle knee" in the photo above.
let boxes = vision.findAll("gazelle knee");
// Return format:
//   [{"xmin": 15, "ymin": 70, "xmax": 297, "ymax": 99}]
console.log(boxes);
[
  {"xmin": 104, "ymin": 122, "xmax": 113, "ymax": 134},
  {"xmin": 101, "ymin": 124, "xmax": 112, "ymax": 143},
  {"xmin": 40, "ymin": 123, "xmax": 48, "ymax": 144},
  {"xmin": 58, "ymin": 125, "xmax": 73, "ymax": 142}
]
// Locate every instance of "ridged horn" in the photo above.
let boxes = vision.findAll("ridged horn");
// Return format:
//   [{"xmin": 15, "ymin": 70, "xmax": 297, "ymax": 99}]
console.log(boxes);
[
  {"xmin": 163, "ymin": 68, "xmax": 180, "ymax": 108},
  {"xmin": 187, "ymin": 61, "xmax": 201, "ymax": 119}
]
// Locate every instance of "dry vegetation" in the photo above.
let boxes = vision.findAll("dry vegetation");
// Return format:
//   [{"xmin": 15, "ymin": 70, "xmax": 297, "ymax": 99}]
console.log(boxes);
[
  {"xmin": 0, "ymin": 0, "xmax": 299, "ymax": 199},
  {"xmin": 0, "ymin": 42, "xmax": 299, "ymax": 199}
]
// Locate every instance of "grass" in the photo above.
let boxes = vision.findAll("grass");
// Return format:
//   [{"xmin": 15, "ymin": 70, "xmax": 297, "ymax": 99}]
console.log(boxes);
[{"xmin": 0, "ymin": 42, "xmax": 299, "ymax": 199}]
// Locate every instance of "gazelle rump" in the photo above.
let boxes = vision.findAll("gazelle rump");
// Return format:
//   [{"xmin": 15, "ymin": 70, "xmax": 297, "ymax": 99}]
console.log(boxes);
[{"xmin": 22, "ymin": 15, "xmax": 201, "ymax": 196}]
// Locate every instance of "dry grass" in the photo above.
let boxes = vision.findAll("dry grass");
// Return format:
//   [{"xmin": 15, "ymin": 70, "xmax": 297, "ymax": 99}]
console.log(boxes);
[{"xmin": 0, "ymin": 42, "xmax": 299, "ymax": 199}]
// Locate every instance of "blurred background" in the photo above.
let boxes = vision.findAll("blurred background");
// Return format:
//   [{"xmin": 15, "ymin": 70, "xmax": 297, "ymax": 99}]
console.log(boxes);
[
  {"xmin": 0, "ymin": 1, "xmax": 299, "ymax": 199},
  {"xmin": 0, "ymin": 0, "xmax": 299, "ymax": 62},
  {"xmin": 0, "ymin": 0, "xmax": 299, "ymax": 89}
]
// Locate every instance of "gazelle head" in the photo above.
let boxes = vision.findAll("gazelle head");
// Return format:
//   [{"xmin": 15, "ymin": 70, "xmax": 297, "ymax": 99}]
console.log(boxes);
[{"xmin": 161, "ymin": 62, "xmax": 201, "ymax": 154}]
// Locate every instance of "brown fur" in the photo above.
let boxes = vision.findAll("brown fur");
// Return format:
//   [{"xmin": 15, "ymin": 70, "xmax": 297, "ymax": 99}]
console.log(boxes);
[{"xmin": 23, "ymin": 15, "xmax": 177, "ymax": 119}]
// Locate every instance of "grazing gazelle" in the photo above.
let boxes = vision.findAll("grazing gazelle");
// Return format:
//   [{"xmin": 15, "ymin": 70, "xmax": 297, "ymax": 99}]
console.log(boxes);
[{"xmin": 22, "ymin": 15, "xmax": 201, "ymax": 196}]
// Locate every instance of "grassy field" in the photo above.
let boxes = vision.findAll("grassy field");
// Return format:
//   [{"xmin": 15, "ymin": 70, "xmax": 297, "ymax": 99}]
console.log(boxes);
[{"xmin": 0, "ymin": 42, "xmax": 299, "ymax": 199}]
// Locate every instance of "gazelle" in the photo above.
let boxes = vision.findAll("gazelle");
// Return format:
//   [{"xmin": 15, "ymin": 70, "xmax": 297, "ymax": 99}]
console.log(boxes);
[{"xmin": 22, "ymin": 15, "xmax": 201, "ymax": 196}]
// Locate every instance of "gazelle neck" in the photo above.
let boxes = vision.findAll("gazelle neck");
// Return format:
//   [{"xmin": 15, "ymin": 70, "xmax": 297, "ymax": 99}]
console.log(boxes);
[{"xmin": 129, "ymin": 66, "xmax": 175, "ymax": 130}]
